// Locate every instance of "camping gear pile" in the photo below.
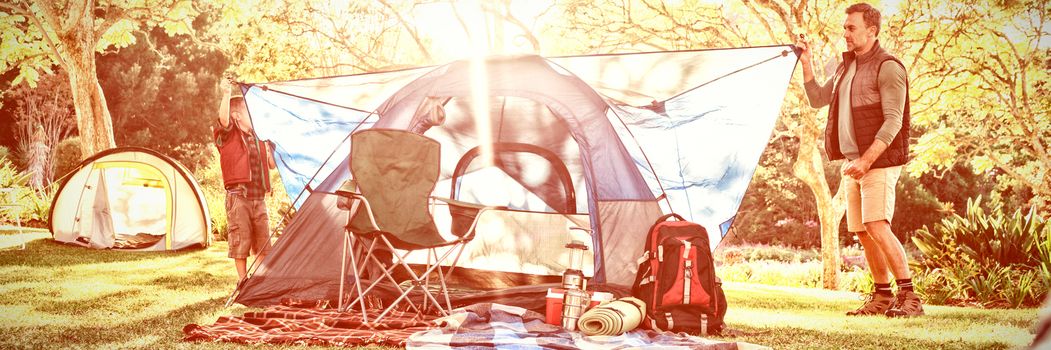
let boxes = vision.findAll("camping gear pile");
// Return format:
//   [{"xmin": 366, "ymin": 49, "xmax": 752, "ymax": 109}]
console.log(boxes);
[{"xmin": 186, "ymin": 46, "xmax": 797, "ymax": 348}]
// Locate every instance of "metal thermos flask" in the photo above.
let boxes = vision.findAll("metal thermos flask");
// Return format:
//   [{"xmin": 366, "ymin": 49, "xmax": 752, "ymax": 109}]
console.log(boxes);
[
  {"xmin": 561, "ymin": 287, "xmax": 589, "ymax": 331},
  {"xmin": 561, "ymin": 241, "xmax": 590, "ymax": 331}
]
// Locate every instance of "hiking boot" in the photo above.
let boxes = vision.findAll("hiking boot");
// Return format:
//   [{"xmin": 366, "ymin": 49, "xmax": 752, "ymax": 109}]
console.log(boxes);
[
  {"xmin": 885, "ymin": 290, "xmax": 925, "ymax": 317},
  {"xmin": 846, "ymin": 292, "xmax": 894, "ymax": 316}
]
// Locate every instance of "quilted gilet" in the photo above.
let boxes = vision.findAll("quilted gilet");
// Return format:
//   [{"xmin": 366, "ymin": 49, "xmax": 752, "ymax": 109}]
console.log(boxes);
[{"xmin": 824, "ymin": 40, "xmax": 911, "ymax": 169}]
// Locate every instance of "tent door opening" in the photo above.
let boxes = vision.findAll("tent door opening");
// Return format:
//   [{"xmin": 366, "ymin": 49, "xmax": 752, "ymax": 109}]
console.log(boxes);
[{"xmin": 74, "ymin": 162, "xmax": 172, "ymax": 249}]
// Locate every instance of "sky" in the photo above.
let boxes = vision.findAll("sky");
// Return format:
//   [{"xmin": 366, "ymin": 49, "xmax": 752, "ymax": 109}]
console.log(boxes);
[
  {"xmin": 410, "ymin": 1, "xmax": 555, "ymax": 59},
  {"xmin": 407, "ymin": 0, "xmax": 912, "ymax": 61}
]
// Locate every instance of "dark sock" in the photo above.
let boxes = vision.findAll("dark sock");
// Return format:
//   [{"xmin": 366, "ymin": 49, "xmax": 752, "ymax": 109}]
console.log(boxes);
[
  {"xmin": 896, "ymin": 278, "xmax": 914, "ymax": 292},
  {"xmin": 874, "ymin": 283, "xmax": 893, "ymax": 296}
]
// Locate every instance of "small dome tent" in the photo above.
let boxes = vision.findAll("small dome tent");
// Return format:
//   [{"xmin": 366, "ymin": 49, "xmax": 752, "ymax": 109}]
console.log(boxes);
[{"xmin": 49, "ymin": 147, "xmax": 210, "ymax": 250}]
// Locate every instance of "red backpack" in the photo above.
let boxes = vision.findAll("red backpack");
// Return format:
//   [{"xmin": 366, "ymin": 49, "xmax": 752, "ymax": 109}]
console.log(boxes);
[{"xmin": 632, "ymin": 213, "xmax": 726, "ymax": 335}]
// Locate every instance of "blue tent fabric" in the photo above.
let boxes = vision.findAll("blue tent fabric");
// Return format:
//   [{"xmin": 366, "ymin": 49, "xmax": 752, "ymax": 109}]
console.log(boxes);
[
  {"xmin": 244, "ymin": 87, "xmax": 377, "ymax": 208},
  {"xmin": 598, "ymin": 46, "xmax": 797, "ymax": 251},
  {"xmin": 240, "ymin": 45, "xmax": 794, "ymax": 248},
  {"xmin": 233, "ymin": 46, "xmax": 798, "ymax": 295}
]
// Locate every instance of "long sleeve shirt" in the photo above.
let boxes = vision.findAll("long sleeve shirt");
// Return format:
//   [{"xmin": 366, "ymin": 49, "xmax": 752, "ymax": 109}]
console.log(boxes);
[{"xmin": 804, "ymin": 60, "xmax": 907, "ymax": 159}]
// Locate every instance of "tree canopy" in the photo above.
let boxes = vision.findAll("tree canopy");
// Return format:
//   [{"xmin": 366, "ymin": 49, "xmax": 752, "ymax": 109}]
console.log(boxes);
[
  {"xmin": 895, "ymin": 0, "xmax": 1049, "ymax": 210},
  {"xmin": 1, "ymin": 0, "xmax": 201, "ymax": 157},
  {"xmin": 1, "ymin": 1, "xmax": 1046, "ymax": 287}
]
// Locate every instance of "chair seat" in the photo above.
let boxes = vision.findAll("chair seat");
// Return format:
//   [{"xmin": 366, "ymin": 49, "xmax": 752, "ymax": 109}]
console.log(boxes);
[{"xmin": 352, "ymin": 229, "xmax": 469, "ymax": 251}]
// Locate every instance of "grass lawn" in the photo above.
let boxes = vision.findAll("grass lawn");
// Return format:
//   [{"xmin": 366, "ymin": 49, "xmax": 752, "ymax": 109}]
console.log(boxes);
[{"xmin": 0, "ymin": 228, "xmax": 1039, "ymax": 349}]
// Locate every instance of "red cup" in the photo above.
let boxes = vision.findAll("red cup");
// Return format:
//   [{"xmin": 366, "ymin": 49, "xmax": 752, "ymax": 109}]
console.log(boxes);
[{"xmin": 545, "ymin": 288, "xmax": 615, "ymax": 325}]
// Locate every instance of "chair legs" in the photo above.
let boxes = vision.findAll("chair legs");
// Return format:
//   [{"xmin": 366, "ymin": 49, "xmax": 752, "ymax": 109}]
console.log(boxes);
[
  {"xmin": 339, "ymin": 231, "xmax": 369, "ymax": 322},
  {"xmin": 338, "ymin": 232, "xmax": 470, "ymax": 327},
  {"xmin": 339, "ymin": 233, "xmax": 415, "ymax": 314},
  {"xmin": 339, "ymin": 233, "xmax": 421, "ymax": 320}
]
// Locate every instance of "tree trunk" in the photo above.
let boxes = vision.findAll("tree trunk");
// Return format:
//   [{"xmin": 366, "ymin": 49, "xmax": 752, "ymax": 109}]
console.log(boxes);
[
  {"xmin": 792, "ymin": 107, "xmax": 845, "ymax": 290},
  {"xmin": 60, "ymin": 8, "xmax": 116, "ymax": 158},
  {"xmin": 67, "ymin": 66, "xmax": 115, "ymax": 158}
]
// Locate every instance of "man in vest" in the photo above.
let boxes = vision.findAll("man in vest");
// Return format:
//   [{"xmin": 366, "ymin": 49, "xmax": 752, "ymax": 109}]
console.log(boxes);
[
  {"xmin": 216, "ymin": 84, "xmax": 276, "ymax": 282},
  {"xmin": 797, "ymin": 3, "xmax": 923, "ymax": 317}
]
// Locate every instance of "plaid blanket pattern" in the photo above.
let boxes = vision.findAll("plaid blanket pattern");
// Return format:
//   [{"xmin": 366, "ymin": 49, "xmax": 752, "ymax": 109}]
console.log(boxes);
[
  {"xmin": 407, "ymin": 303, "xmax": 769, "ymax": 350},
  {"xmin": 183, "ymin": 303, "xmax": 436, "ymax": 347}
]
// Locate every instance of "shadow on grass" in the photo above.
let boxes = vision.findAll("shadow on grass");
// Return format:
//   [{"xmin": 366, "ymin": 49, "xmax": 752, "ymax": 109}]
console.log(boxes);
[
  {"xmin": 151, "ymin": 271, "xmax": 229, "ymax": 291},
  {"xmin": 728, "ymin": 287, "xmax": 854, "ymax": 313},
  {"xmin": 0, "ymin": 239, "xmax": 207, "ymax": 267},
  {"xmin": 924, "ymin": 308, "xmax": 1036, "ymax": 329},
  {"xmin": 724, "ymin": 324, "xmax": 1021, "ymax": 350},
  {"xmin": 0, "ymin": 227, "xmax": 48, "ymax": 235},
  {"xmin": 3, "ymin": 295, "xmax": 399, "ymax": 350},
  {"xmin": 1, "ymin": 296, "xmax": 228, "ymax": 349},
  {"xmin": 33, "ymin": 289, "xmax": 146, "ymax": 315}
]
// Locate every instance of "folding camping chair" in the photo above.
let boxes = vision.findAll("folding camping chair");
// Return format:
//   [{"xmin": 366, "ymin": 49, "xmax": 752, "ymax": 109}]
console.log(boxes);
[{"xmin": 335, "ymin": 129, "xmax": 497, "ymax": 325}]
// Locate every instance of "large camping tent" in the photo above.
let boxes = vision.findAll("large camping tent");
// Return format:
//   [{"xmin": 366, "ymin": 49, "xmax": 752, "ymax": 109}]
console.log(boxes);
[
  {"xmin": 234, "ymin": 46, "xmax": 799, "ymax": 306},
  {"xmin": 50, "ymin": 147, "xmax": 211, "ymax": 251}
]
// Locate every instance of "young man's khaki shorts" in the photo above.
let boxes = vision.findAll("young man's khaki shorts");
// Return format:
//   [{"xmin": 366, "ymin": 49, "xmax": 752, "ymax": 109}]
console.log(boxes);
[
  {"xmin": 842, "ymin": 164, "xmax": 903, "ymax": 233},
  {"xmin": 226, "ymin": 193, "xmax": 272, "ymax": 259}
]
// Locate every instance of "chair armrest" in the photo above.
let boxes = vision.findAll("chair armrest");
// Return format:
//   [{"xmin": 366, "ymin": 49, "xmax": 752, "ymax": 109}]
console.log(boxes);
[
  {"xmin": 336, "ymin": 180, "xmax": 361, "ymax": 198},
  {"xmin": 336, "ymin": 180, "xmax": 361, "ymax": 210},
  {"xmin": 334, "ymin": 180, "xmax": 381, "ymax": 231},
  {"xmin": 430, "ymin": 196, "xmax": 505, "ymax": 239}
]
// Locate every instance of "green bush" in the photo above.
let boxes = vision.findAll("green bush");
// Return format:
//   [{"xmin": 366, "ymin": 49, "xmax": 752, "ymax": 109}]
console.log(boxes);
[
  {"xmin": 52, "ymin": 137, "xmax": 82, "ymax": 181},
  {"xmin": 717, "ymin": 243, "xmax": 874, "ymax": 293},
  {"xmin": 0, "ymin": 146, "xmax": 10, "ymax": 165},
  {"xmin": 172, "ymin": 142, "xmax": 214, "ymax": 174},
  {"xmin": 195, "ymin": 149, "xmax": 228, "ymax": 241},
  {"xmin": 729, "ymin": 142, "xmax": 823, "ymax": 248},
  {"xmin": 733, "ymin": 143, "xmax": 950, "ymax": 249},
  {"xmin": 912, "ymin": 196, "xmax": 1050, "ymax": 307},
  {"xmin": 919, "ymin": 164, "xmax": 988, "ymax": 213},
  {"xmin": 839, "ymin": 265, "xmax": 874, "ymax": 294},
  {"xmin": 19, "ymin": 186, "xmax": 56, "ymax": 227},
  {"xmin": 914, "ymin": 196, "xmax": 1049, "ymax": 270},
  {"xmin": 0, "ymin": 159, "xmax": 54, "ymax": 228},
  {"xmin": 912, "ymin": 267, "xmax": 961, "ymax": 305},
  {"xmin": 717, "ymin": 244, "xmax": 818, "ymax": 264},
  {"xmin": 0, "ymin": 160, "xmax": 31, "ymax": 226},
  {"xmin": 719, "ymin": 259, "xmax": 873, "ymax": 293},
  {"xmin": 893, "ymin": 173, "xmax": 952, "ymax": 243},
  {"xmin": 913, "ymin": 259, "xmax": 1048, "ymax": 308},
  {"xmin": 0, "ymin": 159, "xmax": 29, "ymax": 188}
]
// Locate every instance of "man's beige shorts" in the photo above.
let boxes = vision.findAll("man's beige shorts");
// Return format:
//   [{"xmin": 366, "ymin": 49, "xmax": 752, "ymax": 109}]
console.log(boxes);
[{"xmin": 842, "ymin": 164, "xmax": 903, "ymax": 232}]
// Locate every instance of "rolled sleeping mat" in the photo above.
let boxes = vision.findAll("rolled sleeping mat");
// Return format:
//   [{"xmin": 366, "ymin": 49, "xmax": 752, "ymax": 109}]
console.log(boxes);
[{"xmin": 577, "ymin": 297, "xmax": 646, "ymax": 336}]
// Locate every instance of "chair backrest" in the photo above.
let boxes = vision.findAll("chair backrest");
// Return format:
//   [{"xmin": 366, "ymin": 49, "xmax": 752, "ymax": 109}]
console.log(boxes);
[{"xmin": 348, "ymin": 129, "xmax": 443, "ymax": 249}]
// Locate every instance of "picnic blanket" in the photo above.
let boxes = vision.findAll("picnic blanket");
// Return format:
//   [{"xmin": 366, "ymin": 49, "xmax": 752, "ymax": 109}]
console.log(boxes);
[
  {"xmin": 183, "ymin": 301, "xmax": 436, "ymax": 347},
  {"xmin": 577, "ymin": 297, "xmax": 646, "ymax": 336},
  {"xmin": 407, "ymin": 303, "xmax": 769, "ymax": 349}
]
